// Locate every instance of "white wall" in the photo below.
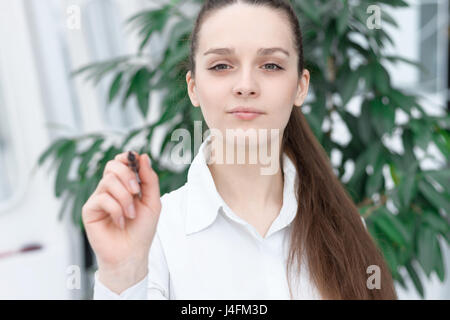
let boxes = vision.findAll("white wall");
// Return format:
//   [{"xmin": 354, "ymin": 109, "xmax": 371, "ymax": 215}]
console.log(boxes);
[{"xmin": 0, "ymin": 0, "xmax": 83, "ymax": 299}]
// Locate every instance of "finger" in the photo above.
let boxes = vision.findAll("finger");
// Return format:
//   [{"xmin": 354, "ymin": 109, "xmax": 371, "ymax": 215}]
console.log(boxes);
[
  {"xmin": 139, "ymin": 154, "xmax": 161, "ymax": 209},
  {"xmin": 114, "ymin": 151, "xmax": 140, "ymax": 167},
  {"xmin": 83, "ymin": 193, "xmax": 125, "ymax": 229},
  {"xmin": 98, "ymin": 173, "xmax": 137, "ymax": 219},
  {"xmin": 103, "ymin": 160, "xmax": 141, "ymax": 195}
]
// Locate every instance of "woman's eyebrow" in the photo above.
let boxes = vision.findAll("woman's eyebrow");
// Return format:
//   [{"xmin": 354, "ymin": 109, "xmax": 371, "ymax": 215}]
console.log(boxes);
[{"xmin": 203, "ymin": 47, "xmax": 290, "ymax": 57}]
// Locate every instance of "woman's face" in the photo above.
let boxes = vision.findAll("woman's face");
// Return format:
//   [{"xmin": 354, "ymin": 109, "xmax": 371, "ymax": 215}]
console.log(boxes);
[{"xmin": 186, "ymin": 3, "xmax": 309, "ymax": 143}]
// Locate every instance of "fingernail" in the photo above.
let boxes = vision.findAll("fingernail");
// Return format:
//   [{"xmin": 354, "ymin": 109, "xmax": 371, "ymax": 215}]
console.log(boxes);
[
  {"xmin": 119, "ymin": 216, "xmax": 125, "ymax": 230},
  {"xmin": 129, "ymin": 180, "xmax": 140, "ymax": 194},
  {"xmin": 128, "ymin": 204, "xmax": 136, "ymax": 219}
]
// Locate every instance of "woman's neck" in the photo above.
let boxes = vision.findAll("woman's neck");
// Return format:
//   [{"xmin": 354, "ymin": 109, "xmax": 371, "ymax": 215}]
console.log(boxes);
[{"xmin": 206, "ymin": 136, "xmax": 285, "ymax": 220}]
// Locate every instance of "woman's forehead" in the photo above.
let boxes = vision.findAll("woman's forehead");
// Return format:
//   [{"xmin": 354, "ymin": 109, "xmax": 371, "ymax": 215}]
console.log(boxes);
[{"xmin": 197, "ymin": 4, "xmax": 294, "ymax": 55}]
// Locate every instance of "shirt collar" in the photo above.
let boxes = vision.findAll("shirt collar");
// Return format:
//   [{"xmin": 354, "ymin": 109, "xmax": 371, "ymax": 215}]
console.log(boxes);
[{"xmin": 185, "ymin": 134, "xmax": 298, "ymax": 236}]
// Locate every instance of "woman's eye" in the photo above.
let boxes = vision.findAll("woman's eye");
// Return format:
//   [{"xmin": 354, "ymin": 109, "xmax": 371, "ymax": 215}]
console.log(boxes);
[
  {"xmin": 209, "ymin": 64, "xmax": 230, "ymax": 71},
  {"xmin": 263, "ymin": 63, "xmax": 283, "ymax": 71},
  {"xmin": 208, "ymin": 63, "xmax": 284, "ymax": 72}
]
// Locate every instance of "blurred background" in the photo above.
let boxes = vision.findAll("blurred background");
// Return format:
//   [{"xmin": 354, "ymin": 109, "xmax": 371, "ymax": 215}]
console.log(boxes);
[{"xmin": 0, "ymin": 0, "xmax": 448, "ymax": 299}]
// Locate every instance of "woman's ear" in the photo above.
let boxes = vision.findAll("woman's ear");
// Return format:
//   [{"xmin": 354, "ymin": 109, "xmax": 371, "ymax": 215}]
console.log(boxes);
[
  {"xmin": 294, "ymin": 69, "xmax": 310, "ymax": 107},
  {"xmin": 186, "ymin": 70, "xmax": 200, "ymax": 107}
]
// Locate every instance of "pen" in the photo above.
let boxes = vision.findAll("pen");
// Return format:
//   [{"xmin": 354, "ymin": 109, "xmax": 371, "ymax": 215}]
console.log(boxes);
[{"xmin": 128, "ymin": 151, "xmax": 142, "ymax": 199}]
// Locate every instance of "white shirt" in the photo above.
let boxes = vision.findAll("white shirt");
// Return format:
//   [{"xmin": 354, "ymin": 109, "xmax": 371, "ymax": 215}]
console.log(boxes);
[{"xmin": 93, "ymin": 134, "xmax": 325, "ymax": 300}]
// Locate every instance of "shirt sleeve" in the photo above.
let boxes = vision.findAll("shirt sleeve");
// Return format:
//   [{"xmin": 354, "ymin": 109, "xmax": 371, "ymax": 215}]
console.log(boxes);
[
  {"xmin": 93, "ymin": 232, "xmax": 170, "ymax": 300},
  {"xmin": 93, "ymin": 269, "xmax": 149, "ymax": 300}
]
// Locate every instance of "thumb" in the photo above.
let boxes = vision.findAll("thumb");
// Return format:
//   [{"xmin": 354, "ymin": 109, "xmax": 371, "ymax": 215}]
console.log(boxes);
[{"xmin": 138, "ymin": 154, "xmax": 161, "ymax": 210}]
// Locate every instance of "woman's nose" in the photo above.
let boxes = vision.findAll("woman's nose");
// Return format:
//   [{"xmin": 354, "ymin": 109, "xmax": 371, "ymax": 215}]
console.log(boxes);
[
  {"xmin": 232, "ymin": 72, "xmax": 259, "ymax": 97},
  {"xmin": 234, "ymin": 87, "xmax": 257, "ymax": 97}
]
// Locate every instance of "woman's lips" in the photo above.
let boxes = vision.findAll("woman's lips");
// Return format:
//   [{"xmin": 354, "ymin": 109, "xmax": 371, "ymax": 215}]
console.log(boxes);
[{"xmin": 229, "ymin": 111, "xmax": 263, "ymax": 120}]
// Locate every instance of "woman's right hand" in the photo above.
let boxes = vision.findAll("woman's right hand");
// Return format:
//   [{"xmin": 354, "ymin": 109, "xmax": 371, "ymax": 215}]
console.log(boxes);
[{"xmin": 82, "ymin": 152, "xmax": 161, "ymax": 278}]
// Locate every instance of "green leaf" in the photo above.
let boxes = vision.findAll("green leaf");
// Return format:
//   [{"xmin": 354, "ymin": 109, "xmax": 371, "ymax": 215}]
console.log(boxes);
[
  {"xmin": 397, "ymin": 166, "xmax": 418, "ymax": 209},
  {"xmin": 365, "ymin": 159, "xmax": 384, "ymax": 197},
  {"xmin": 338, "ymin": 110, "xmax": 364, "ymax": 151},
  {"xmin": 372, "ymin": 63, "xmax": 390, "ymax": 95},
  {"xmin": 126, "ymin": 6, "xmax": 171, "ymax": 51},
  {"xmin": 123, "ymin": 68, "xmax": 154, "ymax": 117},
  {"xmin": 434, "ymin": 240, "xmax": 445, "ymax": 282},
  {"xmin": 337, "ymin": 0, "xmax": 349, "ymax": 36},
  {"xmin": 339, "ymin": 68, "xmax": 360, "ymax": 105},
  {"xmin": 168, "ymin": 18, "xmax": 194, "ymax": 53},
  {"xmin": 422, "ymin": 210, "xmax": 449, "ymax": 234},
  {"xmin": 424, "ymin": 169, "xmax": 450, "ymax": 191},
  {"xmin": 304, "ymin": 112, "xmax": 323, "ymax": 141},
  {"xmin": 297, "ymin": 0, "xmax": 321, "ymax": 25},
  {"xmin": 393, "ymin": 269, "xmax": 407, "ymax": 290},
  {"xmin": 322, "ymin": 23, "xmax": 334, "ymax": 68},
  {"xmin": 136, "ymin": 68, "xmax": 154, "ymax": 117},
  {"xmin": 97, "ymin": 145, "xmax": 121, "ymax": 171},
  {"xmin": 347, "ymin": 146, "xmax": 370, "ymax": 199},
  {"xmin": 108, "ymin": 71, "xmax": 124, "ymax": 103},
  {"xmin": 358, "ymin": 100, "xmax": 376, "ymax": 145},
  {"xmin": 72, "ymin": 180, "xmax": 87, "ymax": 228},
  {"xmin": 358, "ymin": 65, "xmax": 375, "ymax": 91},
  {"xmin": 377, "ymin": 237, "xmax": 398, "ymax": 272},
  {"xmin": 78, "ymin": 138, "xmax": 104, "ymax": 176},
  {"xmin": 58, "ymin": 191, "xmax": 73, "ymax": 221},
  {"xmin": 405, "ymin": 262, "xmax": 424, "ymax": 298},
  {"xmin": 428, "ymin": 114, "xmax": 450, "ymax": 128},
  {"xmin": 375, "ymin": 0, "xmax": 410, "ymax": 8},
  {"xmin": 365, "ymin": 143, "xmax": 384, "ymax": 197},
  {"xmin": 136, "ymin": 88, "xmax": 150, "ymax": 118},
  {"xmin": 370, "ymin": 98, "xmax": 395, "ymax": 137},
  {"xmin": 377, "ymin": 29, "xmax": 395, "ymax": 48},
  {"xmin": 55, "ymin": 141, "xmax": 76, "ymax": 197},
  {"xmin": 416, "ymin": 227, "xmax": 437, "ymax": 277},
  {"xmin": 390, "ymin": 156, "xmax": 418, "ymax": 209},
  {"xmin": 409, "ymin": 119, "xmax": 432, "ymax": 150},
  {"xmin": 389, "ymin": 163, "xmax": 400, "ymax": 186},
  {"xmin": 383, "ymin": 55, "xmax": 426, "ymax": 72},
  {"xmin": 400, "ymin": 129, "xmax": 418, "ymax": 172},
  {"xmin": 161, "ymin": 40, "xmax": 190, "ymax": 73},
  {"xmin": 388, "ymin": 88, "xmax": 416, "ymax": 113},
  {"xmin": 120, "ymin": 128, "xmax": 144, "ymax": 150},
  {"xmin": 418, "ymin": 179, "xmax": 450, "ymax": 214},
  {"xmin": 122, "ymin": 70, "xmax": 137, "ymax": 107},
  {"xmin": 71, "ymin": 57, "xmax": 130, "ymax": 85},
  {"xmin": 373, "ymin": 206, "xmax": 409, "ymax": 246},
  {"xmin": 38, "ymin": 138, "xmax": 69, "ymax": 166},
  {"xmin": 444, "ymin": 231, "xmax": 450, "ymax": 247},
  {"xmin": 432, "ymin": 130, "xmax": 450, "ymax": 158},
  {"xmin": 380, "ymin": 10, "xmax": 399, "ymax": 28}
]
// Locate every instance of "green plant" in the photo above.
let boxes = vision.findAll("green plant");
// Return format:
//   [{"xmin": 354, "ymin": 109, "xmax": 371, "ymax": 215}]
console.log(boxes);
[{"xmin": 38, "ymin": 0, "xmax": 450, "ymax": 298}]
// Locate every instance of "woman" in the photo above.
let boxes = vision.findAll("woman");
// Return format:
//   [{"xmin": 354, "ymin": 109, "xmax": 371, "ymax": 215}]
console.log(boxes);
[{"xmin": 82, "ymin": 0, "xmax": 397, "ymax": 299}]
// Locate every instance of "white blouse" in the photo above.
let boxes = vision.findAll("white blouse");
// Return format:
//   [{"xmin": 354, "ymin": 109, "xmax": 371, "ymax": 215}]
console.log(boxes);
[{"xmin": 93, "ymin": 134, "xmax": 324, "ymax": 299}]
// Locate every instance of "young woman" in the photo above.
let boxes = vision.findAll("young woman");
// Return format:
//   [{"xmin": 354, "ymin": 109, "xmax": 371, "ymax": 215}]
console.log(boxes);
[{"xmin": 82, "ymin": 0, "xmax": 397, "ymax": 299}]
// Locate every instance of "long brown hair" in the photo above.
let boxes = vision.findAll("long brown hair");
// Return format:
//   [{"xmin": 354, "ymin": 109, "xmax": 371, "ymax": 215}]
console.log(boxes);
[{"xmin": 186, "ymin": 0, "xmax": 397, "ymax": 299}]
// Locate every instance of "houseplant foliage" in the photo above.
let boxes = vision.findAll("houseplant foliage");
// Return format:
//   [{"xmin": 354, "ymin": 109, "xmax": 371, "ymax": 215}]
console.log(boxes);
[{"xmin": 38, "ymin": 0, "xmax": 450, "ymax": 298}]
